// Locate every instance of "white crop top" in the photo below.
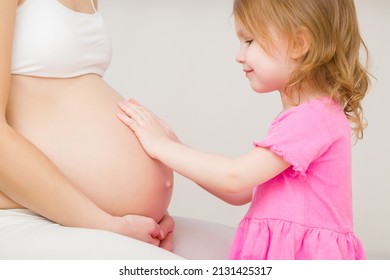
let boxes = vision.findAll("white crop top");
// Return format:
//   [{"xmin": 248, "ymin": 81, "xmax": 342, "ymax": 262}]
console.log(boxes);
[{"xmin": 12, "ymin": 0, "xmax": 112, "ymax": 78}]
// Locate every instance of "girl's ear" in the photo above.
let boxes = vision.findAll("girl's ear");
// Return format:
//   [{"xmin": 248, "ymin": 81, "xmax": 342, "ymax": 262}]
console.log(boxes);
[{"xmin": 290, "ymin": 26, "xmax": 311, "ymax": 60}]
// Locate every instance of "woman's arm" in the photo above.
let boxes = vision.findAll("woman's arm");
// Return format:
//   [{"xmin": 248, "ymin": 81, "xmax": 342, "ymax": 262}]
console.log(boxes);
[
  {"xmin": 0, "ymin": 1, "xmax": 162, "ymax": 246},
  {"xmin": 117, "ymin": 100, "xmax": 290, "ymax": 203}
]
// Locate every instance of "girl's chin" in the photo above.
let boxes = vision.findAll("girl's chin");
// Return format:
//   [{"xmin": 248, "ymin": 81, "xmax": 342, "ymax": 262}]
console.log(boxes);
[
  {"xmin": 250, "ymin": 84, "xmax": 277, "ymax": 94},
  {"xmin": 248, "ymin": 80, "xmax": 273, "ymax": 93}
]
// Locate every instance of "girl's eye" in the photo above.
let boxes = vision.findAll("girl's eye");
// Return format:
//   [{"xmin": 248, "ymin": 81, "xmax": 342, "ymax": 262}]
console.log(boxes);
[{"xmin": 245, "ymin": 40, "xmax": 253, "ymax": 45}]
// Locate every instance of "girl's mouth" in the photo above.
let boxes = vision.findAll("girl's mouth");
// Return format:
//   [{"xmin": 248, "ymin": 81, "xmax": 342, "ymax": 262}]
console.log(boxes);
[{"xmin": 244, "ymin": 69, "xmax": 253, "ymax": 77}]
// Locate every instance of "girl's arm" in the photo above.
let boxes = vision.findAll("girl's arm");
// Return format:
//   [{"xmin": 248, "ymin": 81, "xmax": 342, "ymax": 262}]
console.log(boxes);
[
  {"xmin": 0, "ymin": 1, "xmax": 162, "ymax": 246},
  {"xmin": 141, "ymin": 137, "xmax": 288, "ymax": 196},
  {"xmin": 117, "ymin": 100, "xmax": 290, "ymax": 202}
]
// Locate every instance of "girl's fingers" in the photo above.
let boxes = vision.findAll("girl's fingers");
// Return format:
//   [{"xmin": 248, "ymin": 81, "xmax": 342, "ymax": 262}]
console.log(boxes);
[
  {"xmin": 119, "ymin": 100, "xmax": 158, "ymax": 124},
  {"xmin": 116, "ymin": 111, "xmax": 137, "ymax": 130},
  {"xmin": 118, "ymin": 101, "xmax": 145, "ymax": 124},
  {"xmin": 130, "ymin": 101, "xmax": 156, "ymax": 122},
  {"xmin": 128, "ymin": 98, "xmax": 139, "ymax": 105},
  {"xmin": 118, "ymin": 100, "xmax": 168, "ymax": 139},
  {"xmin": 118, "ymin": 101, "xmax": 134, "ymax": 117}
]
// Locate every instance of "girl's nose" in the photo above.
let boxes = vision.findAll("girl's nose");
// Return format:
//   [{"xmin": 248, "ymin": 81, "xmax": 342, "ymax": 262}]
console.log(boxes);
[
  {"xmin": 236, "ymin": 52, "xmax": 244, "ymax": 64},
  {"xmin": 235, "ymin": 48, "xmax": 245, "ymax": 64}
]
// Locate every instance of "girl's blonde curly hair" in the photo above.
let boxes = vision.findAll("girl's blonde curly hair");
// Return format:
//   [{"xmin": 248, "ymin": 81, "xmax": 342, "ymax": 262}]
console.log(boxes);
[{"xmin": 234, "ymin": 0, "xmax": 370, "ymax": 140}]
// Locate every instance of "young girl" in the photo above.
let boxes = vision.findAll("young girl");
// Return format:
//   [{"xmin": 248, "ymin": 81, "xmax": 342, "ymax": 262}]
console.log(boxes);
[{"xmin": 117, "ymin": 0, "xmax": 369, "ymax": 259}]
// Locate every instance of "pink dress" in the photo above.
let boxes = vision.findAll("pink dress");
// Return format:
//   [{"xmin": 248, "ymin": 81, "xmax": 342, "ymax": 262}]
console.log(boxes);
[{"xmin": 229, "ymin": 97, "xmax": 365, "ymax": 260}]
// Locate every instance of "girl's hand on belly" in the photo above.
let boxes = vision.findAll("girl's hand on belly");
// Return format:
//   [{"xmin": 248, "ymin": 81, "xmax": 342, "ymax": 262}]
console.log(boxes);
[
  {"xmin": 117, "ymin": 99, "xmax": 180, "ymax": 159},
  {"xmin": 116, "ymin": 214, "xmax": 163, "ymax": 246}
]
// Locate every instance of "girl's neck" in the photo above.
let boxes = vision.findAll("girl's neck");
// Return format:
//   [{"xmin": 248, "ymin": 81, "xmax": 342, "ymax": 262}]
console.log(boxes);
[{"xmin": 279, "ymin": 84, "xmax": 325, "ymax": 111}]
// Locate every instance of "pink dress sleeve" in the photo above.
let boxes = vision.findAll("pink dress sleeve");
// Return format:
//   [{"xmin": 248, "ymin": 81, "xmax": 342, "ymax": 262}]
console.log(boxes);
[
  {"xmin": 253, "ymin": 101, "xmax": 333, "ymax": 177},
  {"xmin": 254, "ymin": 102, "xmax": 333, "ymax": 178}
]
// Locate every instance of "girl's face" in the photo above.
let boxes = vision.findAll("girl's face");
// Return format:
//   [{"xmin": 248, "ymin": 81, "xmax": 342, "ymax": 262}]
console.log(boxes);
[{"xmin": 235, "ymin": 20, "xmax": 296, "ymax": 94}]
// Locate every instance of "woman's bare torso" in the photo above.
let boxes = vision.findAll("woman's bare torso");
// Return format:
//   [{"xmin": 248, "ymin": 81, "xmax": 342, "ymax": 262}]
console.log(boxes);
[{"xmin": 2, "ymin": 74, "xmax": 173, "ymax": 222}]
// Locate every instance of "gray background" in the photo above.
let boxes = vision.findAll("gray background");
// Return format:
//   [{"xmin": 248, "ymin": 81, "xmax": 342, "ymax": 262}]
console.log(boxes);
[{"xmin": 99, "ymin": 0, "xmax": 390, "ymax": 259}]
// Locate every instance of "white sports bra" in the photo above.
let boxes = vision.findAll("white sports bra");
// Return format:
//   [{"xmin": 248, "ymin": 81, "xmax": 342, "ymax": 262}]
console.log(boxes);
[{"xmin": 11, "ymin": 0, "xmax": 112, "ymax": 78}]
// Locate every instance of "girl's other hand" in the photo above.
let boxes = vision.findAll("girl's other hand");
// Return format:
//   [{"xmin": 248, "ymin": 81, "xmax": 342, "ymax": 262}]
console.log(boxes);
[{"xmin": 117, "ymin": 99, "xmax": 179, "ymax": 158}]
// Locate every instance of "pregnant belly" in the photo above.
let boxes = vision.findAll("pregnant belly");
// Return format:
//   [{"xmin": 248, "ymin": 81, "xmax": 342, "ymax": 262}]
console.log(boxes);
[{"xmin": 6, "ymin": 75, "xmax": 173, "ymax": 222}]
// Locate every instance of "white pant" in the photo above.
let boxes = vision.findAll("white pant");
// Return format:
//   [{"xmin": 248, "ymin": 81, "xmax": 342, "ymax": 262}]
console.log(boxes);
[{"xmin": 0, "ymin": 209, "xmax": 235, "ymax": 260}]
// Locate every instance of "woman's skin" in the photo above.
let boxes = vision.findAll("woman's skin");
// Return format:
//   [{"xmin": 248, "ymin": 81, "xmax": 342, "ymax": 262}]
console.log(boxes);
[
  {"xmin": 5, "ymin": 74, "xmax": 174, "ymax": 221},
  {"xmin": 0, "ymin": 0, "xmax": 174, "ymax": 248}
]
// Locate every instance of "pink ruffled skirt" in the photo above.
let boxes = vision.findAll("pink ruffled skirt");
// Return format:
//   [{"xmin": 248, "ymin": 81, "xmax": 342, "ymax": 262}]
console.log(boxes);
[{"xmin": 229, "ymin": 217, "xmax": 365, "ymax": 260}]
